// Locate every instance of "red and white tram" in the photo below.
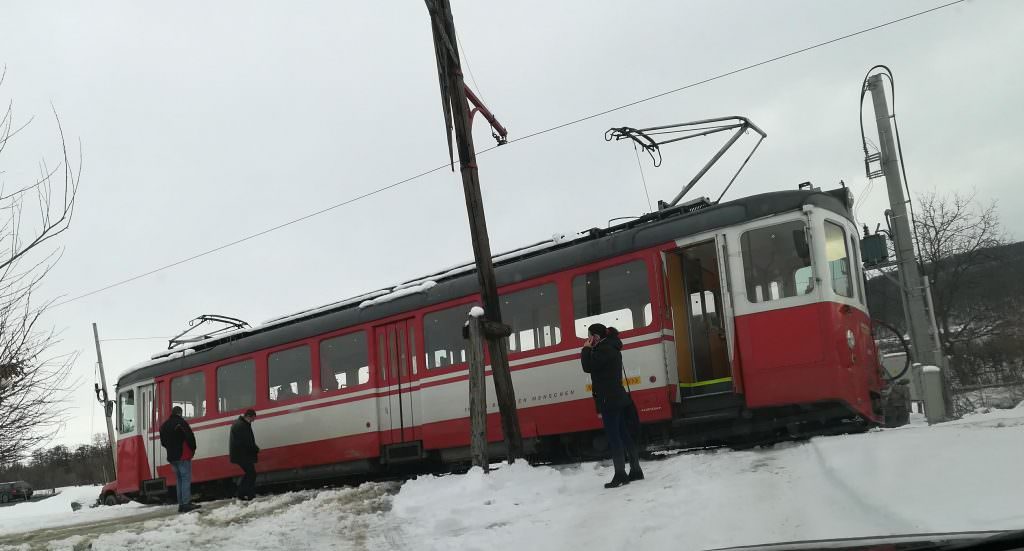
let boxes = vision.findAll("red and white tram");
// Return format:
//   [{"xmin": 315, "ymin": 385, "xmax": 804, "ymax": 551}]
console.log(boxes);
[{"xmin": 101, "ymin": 186, "xmax": 882, "ymax": 504}]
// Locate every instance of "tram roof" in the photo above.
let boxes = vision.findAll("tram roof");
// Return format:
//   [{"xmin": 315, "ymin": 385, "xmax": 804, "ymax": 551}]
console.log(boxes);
[{"xmin": 117, "ymin": 186, "xmax": 853, "ymax": 387}]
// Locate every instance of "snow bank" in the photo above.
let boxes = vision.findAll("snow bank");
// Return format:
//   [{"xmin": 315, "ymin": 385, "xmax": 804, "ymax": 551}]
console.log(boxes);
[
  {"xmin": 392, "ymin": 407, "xmax": 1024, "ymax": 551},
  {"xmin": 0, "ymin": 485, "xmax": 146, "ymax": 537}
]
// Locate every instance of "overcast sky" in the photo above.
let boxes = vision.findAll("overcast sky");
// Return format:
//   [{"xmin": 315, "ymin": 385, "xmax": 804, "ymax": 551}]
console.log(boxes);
[{"xmin": 1, "ymin": 0, "xmax": 1020, "ymax": 448}]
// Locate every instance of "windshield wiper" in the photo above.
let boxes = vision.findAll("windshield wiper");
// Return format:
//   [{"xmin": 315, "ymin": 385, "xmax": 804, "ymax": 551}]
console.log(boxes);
[{"xmin": 938, "ymin": 529, "xmax": 1024, "ymax": 551}]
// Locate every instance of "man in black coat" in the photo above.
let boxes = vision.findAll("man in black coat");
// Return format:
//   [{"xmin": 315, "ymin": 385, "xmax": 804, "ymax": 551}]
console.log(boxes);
[
  {"xmin": 229, "ymin": 409, "xmax": 259, "ymax": 500},
  {"xmin": 581, "ymin": 323, "xmax": 644, "ymax": 488},
  {"xmin": 159, "ymin": 406, "xmax": 199, "ymax": 513}
]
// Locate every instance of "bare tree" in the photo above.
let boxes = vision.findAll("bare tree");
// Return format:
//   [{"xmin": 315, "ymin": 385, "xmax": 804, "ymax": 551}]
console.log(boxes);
[
  {"xmin": 912, "ymin": 189, "xmax": 1024, "ymax": 391},
  {"xmin": 0, "ymin": 68, "xmax": 81, "ymax": 465}
]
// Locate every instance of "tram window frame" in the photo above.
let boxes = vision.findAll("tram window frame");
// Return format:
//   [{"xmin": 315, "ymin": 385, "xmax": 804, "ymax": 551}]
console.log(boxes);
[
  {"xmin": 319, "ymin": 331, "xmax": 371, "ymax": 393},
  {"xmin": 501, "ymin": 283, "xmax": 563, "ymax": 355},
  {"xmin": 740, "ymin": 221, "xmax": 814, "ymax": 304},
  {"xmin": 118, "ymin": 389, "xmax": 136, "ymax": 433},
  {"xmin": 824, "ymin": 220, "xmax": 854, "ymax": 298},
  {"xmin": 849, "ymin": 232, "xmax": 866, "ymax": 305},
  {"xmin": 216, "ymin": 359, "xmax": 256, "ymax": 414},
  {"xmin": 267, "ymin": 344, "xmax": 313, "ymax": 402},
  {"xmin": 571, "ymin": 259, "xmax": 653, "ymax": 339},
  {"xmin": 424, "ymin": 302, "xmax": 480, "ymax": 370},
  {"xmin": 170, "ymin": 371, "xmax": 207, "ymax": 419}
]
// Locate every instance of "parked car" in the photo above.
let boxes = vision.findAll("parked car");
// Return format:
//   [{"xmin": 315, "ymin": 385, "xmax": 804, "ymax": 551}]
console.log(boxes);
[{"xmin": 0, "ymin": 481, "xmax": 33, "ymax": 503}]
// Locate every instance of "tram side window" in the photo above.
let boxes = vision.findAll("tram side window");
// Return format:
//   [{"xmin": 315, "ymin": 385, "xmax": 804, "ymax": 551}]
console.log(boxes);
[
  {"xmin": 118, "ymin": 390, "xmax": 136, "ymax": 433},
  {"xmin": 217, "ymin": 359, "xmax": 255, "ymax": 413},
  {"xmin": 171, "ymin": 372, "xmax": 206, "ymax": 419},
  {"xmin": 825, "ymin": 221, "xmax": 854, "ymax": 298},
  {"xmin": 741, "ymin": 221, "xmax": 813, "ymax": 303},
  {"xmin": 268, "ymin": 345, "xmax": 312, "ymax": 401},
  {"xmin": 320, "ymin": 332, "xmax": 370, "ymax": 391},
  {"xmin": 425, "ymin": 303, "xmax": 480, "ymax": 369},
  {"xmin": 502, "ymin": 283, "xmax": 562, "ymax": 353},
  {"xmin": 140, "ymin": 388, "xmax": 152, "ymax": 432},
  {"xmin": 572, "ymin": 260, "xmax": 652, "ymax": 338}
]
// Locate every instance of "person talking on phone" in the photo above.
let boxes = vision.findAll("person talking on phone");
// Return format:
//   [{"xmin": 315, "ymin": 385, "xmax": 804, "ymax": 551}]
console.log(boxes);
[{"xmin": 581, "ymin": 323, "xmax": 644, "ymax": 488}]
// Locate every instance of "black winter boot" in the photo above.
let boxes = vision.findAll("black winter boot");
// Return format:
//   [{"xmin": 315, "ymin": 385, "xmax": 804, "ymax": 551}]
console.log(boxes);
[
  {"xmin": 604, "ymin": 472, "xmax": 630, "ymax": 489},
  {"xmin": 626, "ymin": 447, "xmax": 644, "ymax": 481},
  {"xmin": 604, "ymin": 450, "xmax": 630, "ymax": 489}
]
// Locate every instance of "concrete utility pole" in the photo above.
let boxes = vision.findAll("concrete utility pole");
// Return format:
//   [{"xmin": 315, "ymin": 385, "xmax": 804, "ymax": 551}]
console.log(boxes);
[
  {"xmin": 866, "ymin": 74, "xmax": 947, "ymax": 422},
  {"xmin": 425, "ymin": 0, "xmax": 523, "ymax": 460},
  {"xmin": 92, "ymin": 323, "xmax": 118, "ymax": 470}
]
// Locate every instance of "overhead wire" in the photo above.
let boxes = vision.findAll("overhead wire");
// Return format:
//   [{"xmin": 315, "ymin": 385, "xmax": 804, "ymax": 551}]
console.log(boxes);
[
  {"xmin": 455, "ymin": 30, "xmax": 486, "ymax": 104},
  {"xmin": 632, "ymin": 143, "xmax": 654, "ymax": 212},
  {"xmin": 52, "ymin": 162, "xmax": 451, "ymax": 307},
  {"xmin": 53, "ymin": 0, "xmax": 965, "ymax": 308},
  {"xmin": 496, "ymin": 0, "xmax": 965, "ymax": 149}
]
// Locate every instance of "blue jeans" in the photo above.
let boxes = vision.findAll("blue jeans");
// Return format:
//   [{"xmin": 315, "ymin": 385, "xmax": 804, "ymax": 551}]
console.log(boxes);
[{"xmin": 170, "ymin": 460, "xmax": 192, "ymax": 507}]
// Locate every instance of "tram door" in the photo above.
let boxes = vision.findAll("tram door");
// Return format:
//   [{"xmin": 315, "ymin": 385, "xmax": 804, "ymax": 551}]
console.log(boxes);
[
  {"xmin": 375, "ymin": 319, "xmax": 417, "ymax": 445},
  {"xmin": 137, "ymin": 383, "xmax": 158, "ymax": 478},
  {"xmin": 666, "ymin": 239, "xmax": 732, "ymax": 396}
]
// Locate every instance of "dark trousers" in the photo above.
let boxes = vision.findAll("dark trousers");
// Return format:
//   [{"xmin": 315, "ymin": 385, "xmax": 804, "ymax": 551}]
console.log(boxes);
[
  {"xmin": 600, "ymin": 403, "xmax": 641, "ymax": 475},
  {"xmin": 236, "ymin": 461, "xmax": 257, "ymax": 498}
]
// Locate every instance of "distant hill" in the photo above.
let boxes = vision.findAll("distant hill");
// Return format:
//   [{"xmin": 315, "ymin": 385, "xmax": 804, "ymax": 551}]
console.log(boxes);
[{"xmin": 866, "ymin": 240, "xmax": 1024, "ymax": 333}]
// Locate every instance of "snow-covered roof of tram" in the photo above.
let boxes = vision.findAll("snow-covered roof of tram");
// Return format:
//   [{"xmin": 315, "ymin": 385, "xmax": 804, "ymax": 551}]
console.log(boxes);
[{"xmin": 132, "ymin": 232, "xmax": 584, "ymax": 374}]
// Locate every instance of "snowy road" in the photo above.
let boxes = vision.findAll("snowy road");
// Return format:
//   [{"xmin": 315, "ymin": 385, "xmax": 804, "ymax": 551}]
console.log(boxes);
[
  {"xmin": 3, "ymin": 406, "xmax": 1023, "ymax": 551},
  {"xmin": 1, "ymin": 483, "xmax": 400, "ymax": 551}
]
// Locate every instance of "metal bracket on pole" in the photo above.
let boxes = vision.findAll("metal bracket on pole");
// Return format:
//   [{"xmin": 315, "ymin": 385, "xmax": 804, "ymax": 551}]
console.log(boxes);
[
  {"xmin": 464, "ymin": 85, "xmax": 507, "ymax": 146},
  {"xmin": 605, "ymin": 116, "xmax": 766, "ymax": 207}
]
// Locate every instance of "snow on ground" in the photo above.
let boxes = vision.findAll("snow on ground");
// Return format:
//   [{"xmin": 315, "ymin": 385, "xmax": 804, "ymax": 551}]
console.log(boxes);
[
  {"xmin": 0, "ymin": 485, "xmax": 147, "ymax": 537},
  {"xmin": 394, "ymin": 406, "xmax": 1024, "ymax": 551},
  {"xmin": 3, "ymin": 405, "xmax": 1023, "ymax": 551}
]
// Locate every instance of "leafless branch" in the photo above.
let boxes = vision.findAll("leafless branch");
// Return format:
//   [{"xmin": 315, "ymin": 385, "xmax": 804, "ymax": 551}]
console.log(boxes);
[{"xmin": 0, "ymin": 72, "xmax": 81, "ymax": 464}]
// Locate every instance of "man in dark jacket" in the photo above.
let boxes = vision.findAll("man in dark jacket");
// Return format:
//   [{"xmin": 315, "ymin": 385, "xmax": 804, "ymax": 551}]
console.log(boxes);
[
  {"xmin": 229, "ymin": 409, "xmax": 259, "ymax": 500},
  {"xmin": 159, "ymin": 406, "xmax": 199, "ymax": 512},
  {"xmin": 581, "ymin": 323, "xmax": 644, "ymax": 488}
]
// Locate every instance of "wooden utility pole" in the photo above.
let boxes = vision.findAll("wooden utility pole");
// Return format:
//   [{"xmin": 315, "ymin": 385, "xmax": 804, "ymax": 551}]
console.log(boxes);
[
  {"xmin": 466, "ymin": 312, "xmax": 489, "ymax": 470},
  {"xmin": 425, "ymin": 0, "xmax": 523, "ymax": 461},
  {"xmin": 92, "ymin": 323, "xmax": 118, "ymax": 471}
]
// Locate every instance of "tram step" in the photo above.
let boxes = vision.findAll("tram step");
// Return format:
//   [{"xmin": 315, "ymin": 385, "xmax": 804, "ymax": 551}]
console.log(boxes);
[
  {"xmin": 680, "ymin": 392, "xmax": 745, "ymax": 415},
  {"xmin": 382, "ymin": 441, "xmax": 424, "ymax": 464},
  {"xmin": 672, "ymin": 409, "xmax": 740, "ymax": 425}
]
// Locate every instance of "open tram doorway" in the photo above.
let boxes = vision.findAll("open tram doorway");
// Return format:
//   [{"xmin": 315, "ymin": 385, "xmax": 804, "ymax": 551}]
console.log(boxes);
[{"xmin": 666, "ymin": 240, "xmax": 732, "ymax": 397}]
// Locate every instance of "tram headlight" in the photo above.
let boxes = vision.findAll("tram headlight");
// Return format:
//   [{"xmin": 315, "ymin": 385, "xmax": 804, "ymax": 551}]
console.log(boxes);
[{"xmin": 846, "ymin": 329, "xmax": 856, "ymax": 350}]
